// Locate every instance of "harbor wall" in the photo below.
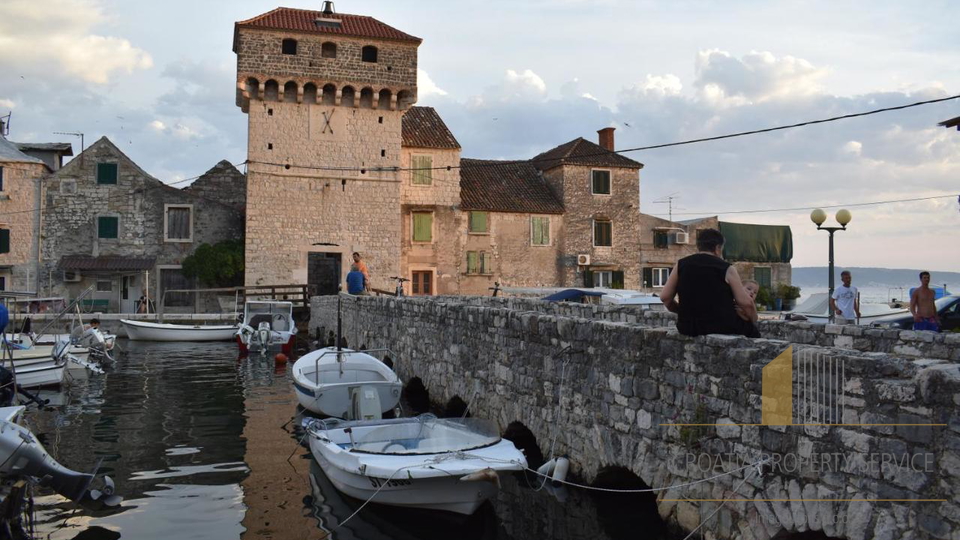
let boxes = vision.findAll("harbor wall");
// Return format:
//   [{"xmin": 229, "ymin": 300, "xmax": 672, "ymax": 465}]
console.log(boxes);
[{"xmin": 311, "ymin": 294, "xmax": 960, "ymax": 540}]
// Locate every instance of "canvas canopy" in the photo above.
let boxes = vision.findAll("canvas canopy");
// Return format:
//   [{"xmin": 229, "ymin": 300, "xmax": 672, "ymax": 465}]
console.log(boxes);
[{"xmin": 719, "ymin": 222, "xmax": 793, "ymax": 263}]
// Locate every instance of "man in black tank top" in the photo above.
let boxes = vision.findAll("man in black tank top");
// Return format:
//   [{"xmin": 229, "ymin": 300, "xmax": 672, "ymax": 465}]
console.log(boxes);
[{"xmin": 659, "ymin": 228, "xmax": 760, "ymax": 338}]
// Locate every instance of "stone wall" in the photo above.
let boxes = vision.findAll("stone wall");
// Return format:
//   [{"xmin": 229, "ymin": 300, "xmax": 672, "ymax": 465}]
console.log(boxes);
[
  {"xmin": 311, "ymin": 295, "xmax": 960, "ymax": 540},
  {"xmin": 0, "ymin": 160, "xmax": 45, "ymax": 291},
  {"xmin": 183, "ymin": 160, "xmax": 247, "ymax": 214}
]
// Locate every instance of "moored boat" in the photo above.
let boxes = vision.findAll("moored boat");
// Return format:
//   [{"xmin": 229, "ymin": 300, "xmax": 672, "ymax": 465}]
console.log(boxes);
[
  {"xmin": 121, "ymin": 319, "xmax": 239, "ymax": 342},
  {"xmin": 236, "ymin": 301, "xmax": 297, "ymax": 355},
  {"xmin": 292, "ymin": 347, "xmax": 402, "ymax": 418},
  {"xmin": 304, "ymin": 415, "xmax": 527, "ymax": 515}
]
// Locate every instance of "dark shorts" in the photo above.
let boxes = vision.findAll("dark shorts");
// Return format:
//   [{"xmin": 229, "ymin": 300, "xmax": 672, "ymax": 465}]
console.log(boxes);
[{"xmin": 914, "ymin": 318, "xmax": 940, "ymax": 332}]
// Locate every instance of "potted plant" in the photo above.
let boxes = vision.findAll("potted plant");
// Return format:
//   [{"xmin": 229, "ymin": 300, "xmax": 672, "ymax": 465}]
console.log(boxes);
[
  {"xmin": 776, "ymin": 283, "xmax": 802, "ymax": 311},
  {"xmin": 755, "ymin": 285, "xmax": 774, "ymax": 311}
]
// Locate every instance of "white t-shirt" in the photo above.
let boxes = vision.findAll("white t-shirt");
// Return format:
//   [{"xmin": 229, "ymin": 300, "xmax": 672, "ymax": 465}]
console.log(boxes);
[{"xmin": 832, "ymin": 285, "xmax": 858, "ymax": 316}]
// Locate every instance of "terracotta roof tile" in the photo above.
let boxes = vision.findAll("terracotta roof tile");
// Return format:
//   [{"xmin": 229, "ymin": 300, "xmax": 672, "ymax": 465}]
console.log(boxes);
[
  {"xmin": 402, "ymin": 107, "xmax": 460, "ymax": 149},
  {"xmin": 236, "ymin": 7, "xmax": 421, "ymax": 43},
  {"xmin": 531, "ymin": 137, "xmax": 643, "ymax": 171},
  {"xmin": 460, "ymin": 159, "xmax": 564, "ymax": 214},
  {"xmin": 59, "ymin": 255, "xmax": 157, "ymax": 272}
]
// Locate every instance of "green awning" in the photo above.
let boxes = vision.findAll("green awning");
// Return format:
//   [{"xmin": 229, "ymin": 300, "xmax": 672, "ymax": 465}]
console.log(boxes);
[{"xmin": 719, "ymin": 222, "xmax": 793, "ymax": 263}]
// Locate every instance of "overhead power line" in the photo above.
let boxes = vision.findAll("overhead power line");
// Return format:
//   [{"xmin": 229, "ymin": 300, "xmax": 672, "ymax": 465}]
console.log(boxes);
[{"xmin": 652, "ymin": 193, "xmax": 959, "ymax": 218}]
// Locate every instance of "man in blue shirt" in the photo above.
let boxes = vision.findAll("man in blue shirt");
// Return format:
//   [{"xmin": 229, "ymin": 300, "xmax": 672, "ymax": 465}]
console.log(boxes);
[{"xmin": 346, "ymin": 264, "xmax": 367, "ymax": 295}]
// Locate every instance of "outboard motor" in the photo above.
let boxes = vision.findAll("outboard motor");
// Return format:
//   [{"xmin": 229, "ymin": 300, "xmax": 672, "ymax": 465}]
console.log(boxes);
[
  {"xmin": 256, "ymin": 322, "xmax": 271, "ymax": 354},
  {"xmin": 0, "ymin": 413, "xmax": 121, "ymax": 509},
  {"xmin": 349, "ymin": 385, "xmax": 383, "ymax": 421}
]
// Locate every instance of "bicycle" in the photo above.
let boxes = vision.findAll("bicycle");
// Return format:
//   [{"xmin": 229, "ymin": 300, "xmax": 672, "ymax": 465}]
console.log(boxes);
[{"xmin": 388, "ymin": 276, "xmax": 410, "ymax": 297}]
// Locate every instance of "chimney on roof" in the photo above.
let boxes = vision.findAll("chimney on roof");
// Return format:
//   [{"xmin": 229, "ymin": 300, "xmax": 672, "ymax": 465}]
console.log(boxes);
[
  {"xmin": 322, "ymin": 1, "xmax": 336, "ymax": 15},
  {"xmin": 598, "ymin": 127, "xmax": 615, "ymax": 152}
]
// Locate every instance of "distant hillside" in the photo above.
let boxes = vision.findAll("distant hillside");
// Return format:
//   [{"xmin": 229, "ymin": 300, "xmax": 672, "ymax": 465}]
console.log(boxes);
[{"xmin": 792, "ymin": 267, "xmax": 960, "ymax": 288}]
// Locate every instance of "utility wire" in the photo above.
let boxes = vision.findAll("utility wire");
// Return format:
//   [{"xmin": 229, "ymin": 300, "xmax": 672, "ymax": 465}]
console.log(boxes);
[{"xmin": 651, "ymin": 193, "xmax": 959, "ymax": 218}]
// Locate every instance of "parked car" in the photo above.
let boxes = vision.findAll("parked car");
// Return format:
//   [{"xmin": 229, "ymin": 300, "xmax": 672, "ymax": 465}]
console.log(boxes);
[{"xmin": 870, "ymin": 295, "xmax": 960, "ymax": 331}]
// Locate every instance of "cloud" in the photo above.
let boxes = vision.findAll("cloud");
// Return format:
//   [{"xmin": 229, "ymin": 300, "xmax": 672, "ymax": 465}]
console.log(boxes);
[
  {"xmin": 417, "ymin": 69, "xmax": 447, "ymax": 98},
  {"xmin": 0, "ymin": 0, "xmax": 152, "ymax": 84},
  {"xmin": 477, "ymin": 69, "xmax": 548, "ymax": 105},
  {"xmin": 0, "ymin": 99, "xmax": 14, "ymax": 110},
  {"xmin": 694, "ymin": 49, "xmax": 827, "ymax": 103}
]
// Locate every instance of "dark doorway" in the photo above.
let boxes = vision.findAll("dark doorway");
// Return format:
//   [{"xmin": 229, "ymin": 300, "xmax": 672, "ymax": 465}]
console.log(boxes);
[{"xmin": 308, "ymin": 253, "xmax": 342, "ymax": 296}]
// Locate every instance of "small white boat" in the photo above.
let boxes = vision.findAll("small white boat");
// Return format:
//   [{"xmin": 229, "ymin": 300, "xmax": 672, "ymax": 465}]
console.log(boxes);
[
  {"xmin": 120, "ymin": 319, "xmax": 239, "ymax": 342},
  {"xmin": 236, "ymin": 301, "xmax": 297, "ymax": 355},
  {"xmin": 292, "ymin": 347, "xmax": 402, "ymax": 418},
  {"xmin": 9, "ymin": 360, "xmax": 65, "ymax": 388},
  {"xmin": 787, "ymin": 292, "xmax": 909, "ymax": 324},
  {"xmin": 304, "ymin": 415, "xmax": 527, "ymax": 515}
]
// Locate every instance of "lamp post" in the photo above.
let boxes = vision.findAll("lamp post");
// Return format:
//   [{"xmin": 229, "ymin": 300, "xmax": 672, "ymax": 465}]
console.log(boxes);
[{"xmin": 810, "ymin": 208, "xmax": 852, "ymax": 322}]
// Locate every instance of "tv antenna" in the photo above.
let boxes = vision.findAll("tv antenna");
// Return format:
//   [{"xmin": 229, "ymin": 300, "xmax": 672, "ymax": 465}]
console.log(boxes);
[
  {"xmin": 53, "ymin": 131, "xmax": 84, "ymax": 153},
  {"xmin": 0, "ymin": 112, "xmax": 10, "ymax": 137},
  {"xmin": 653, "ymin": 193, "xmax": 684, "ymax": 222}
]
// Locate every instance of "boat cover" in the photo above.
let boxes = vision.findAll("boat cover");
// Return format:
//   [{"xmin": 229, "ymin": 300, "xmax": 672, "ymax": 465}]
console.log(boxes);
[
  {"xmin": 719, "ymin": 221, "xmax": 793, "ymax": 263},
  {"xmin": 542, "ymin": 289, "xmax": 604, "ymax": 302}
]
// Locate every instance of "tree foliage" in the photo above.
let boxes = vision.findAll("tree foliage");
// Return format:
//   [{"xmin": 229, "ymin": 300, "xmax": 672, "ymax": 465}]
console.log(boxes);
[{"xmin": 181, "ymin": 239, "xmax": 245, "ymax": 287}]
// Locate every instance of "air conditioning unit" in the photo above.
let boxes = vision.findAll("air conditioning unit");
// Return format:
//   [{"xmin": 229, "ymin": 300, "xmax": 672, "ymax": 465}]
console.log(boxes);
[
  {"xmin": 673, "ymin": 232, "xmax": 689, "ymax": 245},
  {"xmin": 63, "ymin": 271, "xmax": 81, "ymax": 283},
  {"xmin": 577, "ymin": 254, "xmax": 591, "ymax": 266}
]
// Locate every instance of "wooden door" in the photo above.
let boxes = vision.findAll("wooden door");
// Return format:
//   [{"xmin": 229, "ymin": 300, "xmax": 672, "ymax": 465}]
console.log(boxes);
[{"xmin": 411, "ymin": 271, "xmax": 432, "ymax": 296}]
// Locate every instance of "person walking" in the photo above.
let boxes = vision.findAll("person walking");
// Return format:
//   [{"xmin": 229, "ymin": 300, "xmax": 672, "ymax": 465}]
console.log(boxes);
[
  {"xmin": 910, "ymin": 271, "xmax": 940, "ymax": 332},
  {"xmin": 830, "ymin": 271, "xmax": 860, "ymax": 325},
  {"xmin": 659, "ymin": 228, "xmax": 759, "ymax": 338}
]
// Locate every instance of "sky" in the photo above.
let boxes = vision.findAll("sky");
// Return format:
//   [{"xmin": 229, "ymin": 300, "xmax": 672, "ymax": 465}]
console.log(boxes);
[{"xmin": 1, "ymin": 0, "xmax": 958, "ymax": 271}]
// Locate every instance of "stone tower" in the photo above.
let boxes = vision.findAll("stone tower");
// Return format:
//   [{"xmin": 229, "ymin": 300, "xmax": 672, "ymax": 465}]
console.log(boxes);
[{"xmin": 234, "ymin": 2, "xmax": 420, "ymax": 291}]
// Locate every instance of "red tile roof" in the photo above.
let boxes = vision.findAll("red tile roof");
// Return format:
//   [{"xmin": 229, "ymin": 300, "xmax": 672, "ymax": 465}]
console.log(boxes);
[
  {"xmin": 531, "ymin": 137, "xmax": 643, "ymax": 171},
  {"xmin": 59, "ymin": 256, "xmax": 157, "ymax": 272},
  {"xmin": 236, "ymin": 7, "xmax": 421, "ymax": 44},
  {"xmin": 402, "ymin": 107, "xmax": 460, "ymax": 149},
  {"xmin": 460, "ymin": 159, "xmax": 564, "ymax": 215}
]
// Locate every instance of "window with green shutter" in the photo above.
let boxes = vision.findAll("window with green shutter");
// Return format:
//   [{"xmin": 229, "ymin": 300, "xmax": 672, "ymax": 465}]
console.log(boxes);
[
  {"xmin": 591, "ymin": 170, "xmax": 611, "ymax": 194},
  {"xmin": 411, "ymin": 155, "xmax": 433, "ymax": 185},
  {"xmin": 594, "ymin": 219, "xmax": 612, "ymax": 247},
  {"xmin": 466, "ymin": 251, "xmax": 479, "ymax": 274},
  {"xmin": 98, "ymin": 216, "xmax": 119, "ymax": 239},
  {"xmin": 97, "ymin": 163, "xmax": 118, "ymax": 185},
  {"xmin": 468, "ymin": 211, "xmax": 488, "ymax": 233},
  {"xmin": 0, "ymin": 229, "xmax": 9, "ymax": 254},
  {"xmin": 412, "ymin": 212, "xmax": 432, "ymax": 242},
  {"xmin": 531, "ymin": 216, "xmax": 550, "ymax": 246},
  {"xmin": 0, "ymin": 166, "xmax": 5, "ymax": 191},
  {"xmin": 480, "ymin": 252, "xmax": 493, "ymax": 274},
  {"xmin": 754, "ymin": 267, "xmax": 772, "ymax": 289}
]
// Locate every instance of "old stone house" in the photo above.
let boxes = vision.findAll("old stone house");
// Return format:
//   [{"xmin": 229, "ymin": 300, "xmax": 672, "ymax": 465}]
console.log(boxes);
[
  {"xmin": 0, "ymin": 133, "xmax": 52, "ymax": 293},
  {"xmin": 39, "ymin": 137, "xmax": 244, "ymax": 312}
]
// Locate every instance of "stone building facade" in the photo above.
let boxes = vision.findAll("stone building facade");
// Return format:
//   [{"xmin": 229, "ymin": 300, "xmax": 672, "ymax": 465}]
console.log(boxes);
[
  {"xmin": 0, "ymin": 134, "xmax": 49, "ymax": 293},
  {"xmin": 39, "ymin": 137, "xmax": 243, "ymax": 312},
  {"xmin": 183, "ymin": 160, "xmax": 247, "ymax": 214},
  {"xmin": 234, "ymin": 6, "xmax": 420, "ymax": 292}
]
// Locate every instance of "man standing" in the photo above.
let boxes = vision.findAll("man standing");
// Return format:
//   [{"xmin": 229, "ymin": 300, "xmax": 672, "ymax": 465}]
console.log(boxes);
[
  {"xmin": 910, "ymin": 271, "xmax": 940, "ymax": 332},
  {"xmin": 830, "ymin": 271, "xmax": 861, "ymax": 324},
  {"xmin": 352, "ymin": 252, "xmax": 369, "ymax": 291},
  {"xmin": 659, "ymin": 228, "xmax": 759, "ymax": 338}
]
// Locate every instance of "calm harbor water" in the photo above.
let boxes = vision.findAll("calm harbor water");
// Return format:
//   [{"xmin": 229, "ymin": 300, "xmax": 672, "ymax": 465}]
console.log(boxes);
[{"xmin": 20, "ymin": 341, "xmax": 670, "ymax": 540}]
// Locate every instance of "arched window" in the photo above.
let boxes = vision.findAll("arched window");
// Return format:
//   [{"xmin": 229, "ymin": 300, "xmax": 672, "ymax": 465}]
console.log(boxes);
[
  {"xmin": 361, "ymin": 45, "xmax": 378, "ymax": 63},
  {"xmin": 359, "ymin": 87, "xmax": 374, "ymax": 108},
  {"xmin": 245, "ymin": 77, "xmax": 260, "ymax": 100},
  {"xmin": 378, "ymin": 89, "xmax": 392, "ymax": 110},
  {"xmin": 283, "ymin": 81, "xmax": 298, "ymax": 103},
  {"xmin": 322, "ymin": 84, "xmax": 336, "ymax": 105},
  {"xmin": 397, "ymin": 90, "xmax": 415, "ymax": 110},
  {"xmin": 264, "ymin": 80, "xmax": 280, "ymax": 101},
  {"xmin": 341, "ymin": 86, "xmax": 356, "ymax": 107},
  {"xmin": 303, "ymin": 83, "xmax": 318, "ymax": 104},
  {"xmin": 321, "ymin": 42, "xmax": 337, "ymax": 58},
  {"xmin": 282, "ymin": 38, "xmax": 298, "ymax": 55}
]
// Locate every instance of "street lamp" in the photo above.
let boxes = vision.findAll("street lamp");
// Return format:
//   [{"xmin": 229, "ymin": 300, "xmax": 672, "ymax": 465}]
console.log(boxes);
[{"xmin": 811, "ymin": 208, "xmax": 852, "ymax": 321}]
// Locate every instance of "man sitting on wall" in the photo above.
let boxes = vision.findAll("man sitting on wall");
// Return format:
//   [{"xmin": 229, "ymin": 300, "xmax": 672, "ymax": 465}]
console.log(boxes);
[
  {"xmin": 659, "ymin": 228, "xmax": 760, "ymax": 338},
  {"xmin": 346, "ymin": 265, "xmax": 367, "ymax": 295}
]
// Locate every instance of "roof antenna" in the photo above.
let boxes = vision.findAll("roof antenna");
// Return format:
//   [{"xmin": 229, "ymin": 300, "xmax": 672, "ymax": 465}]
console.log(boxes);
[{"xmin": 321, "ymin": 1, "xmax": 335, "ymax": 15}]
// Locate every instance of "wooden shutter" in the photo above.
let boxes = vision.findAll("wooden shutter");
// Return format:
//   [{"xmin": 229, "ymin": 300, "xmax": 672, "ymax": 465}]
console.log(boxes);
[
  {"xmin": 412, "ymin": 213, "xmax": 432, "ymax": 242},
  {"xmin": 0, "ymin": 229, "xmax": 9, "ymax": 254},
  {"xmin": 167, "ymin": 207, "xmax": 191, "ymax": 240},
  {"xmin": 466, "ymin": 252, "xmax": 478, "ymax": 274},
  {"xmin": 481, "ymin": 252, "xmax": 493, "ymax": 274},
  {"xmin": 98, "ymin": 216, "xmax": 118, "ymax": 239},
  {"xmin": 592, "ymin": 170, "xmax": 610, "ymax": 194},
  {"xmin": 412, "ymin": 155, "xmax": 433, "ymax": 185},
  {"xmin": 583, "ymin": 270, "xmax": 594, "ymax": 288},
  {"xmin": 97, "ymin": 163, "xmax": 118, "ymax": 184},
  {"xmin": 642, "ymin": 267, "xmax": 653, "ymax": 288},
  {"xmin": 755, "ymin": 267, "xmax": 772, "ymax": 288},
  {"xmin": 469, "ymin": 211, "xmax": 487, "ymax": 233},
  {"xmin": 612, "ymin": 271, "xmax": 625, "ymax": 289},
  {"xmin": 532, "ymin": 217, "xmax": 549, "ymax": 245}
]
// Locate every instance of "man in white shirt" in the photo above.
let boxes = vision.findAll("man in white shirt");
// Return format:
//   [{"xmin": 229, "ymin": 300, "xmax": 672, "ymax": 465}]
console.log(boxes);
[{"xmin": 830, "ymin": 271, "xmax": 861, "ymax": 324}]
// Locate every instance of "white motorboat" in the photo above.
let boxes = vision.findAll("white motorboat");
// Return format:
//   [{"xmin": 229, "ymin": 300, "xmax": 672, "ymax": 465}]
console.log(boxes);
[
  {"xmin": 236, "ymin": 301, "xmax": 297, "ymax": 355},
  {"xmin": 787, "ymin": 292, "xmax": 909, "ymax": 324},
  {"xmin": 292, "ymin": 347, "xmax": 402, "ymax": 419},
  {"xmin": 304, "ymin": 415, "xmax": 527, "ymax": 515},
  {"xmin": 121, "ymin": 319, "xmax": 239, "ymax": 342}
]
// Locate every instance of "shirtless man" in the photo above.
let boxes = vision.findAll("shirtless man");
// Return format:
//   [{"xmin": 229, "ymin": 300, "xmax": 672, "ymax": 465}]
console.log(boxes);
[{"xmin": 910, "ymin": 271, "xmax": 940, "ymax": 332}]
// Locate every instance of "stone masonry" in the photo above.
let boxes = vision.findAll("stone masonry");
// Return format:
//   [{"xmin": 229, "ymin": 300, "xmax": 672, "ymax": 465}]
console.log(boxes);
[
  {"xmin": 312, "ymin": 295, "xmax": 960, "ymax": 540},
  {"xmin": 0, "ymin": 154, "xmax": 46, "ymax": 292}
]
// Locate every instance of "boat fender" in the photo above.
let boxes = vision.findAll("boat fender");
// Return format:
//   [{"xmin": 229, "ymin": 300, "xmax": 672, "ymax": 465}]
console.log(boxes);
[
  {"xmin": 536, "ymin": 458, "xmax": 557, "ymax": 478},
  {"xmin": 551, "ymin": 456, "xmax": 570, "ymax": 487},
  {"xmin": 459, "ymin": 468, "xmax": 501, "ymax": 488}
]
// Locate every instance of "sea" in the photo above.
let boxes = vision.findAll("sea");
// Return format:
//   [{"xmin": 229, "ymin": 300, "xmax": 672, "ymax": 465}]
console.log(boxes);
[{"xmin": 797, "ymin": 283, "xmax": 956, "ymax": 305}]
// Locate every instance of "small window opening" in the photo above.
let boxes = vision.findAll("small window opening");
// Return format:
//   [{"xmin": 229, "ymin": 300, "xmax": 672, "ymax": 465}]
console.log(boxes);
[
  {"xmin": 378, "ymin": 116, "xmax": 383, "ymax": 124},
  {"xmin": 268, "ymin": 143, "xmax": 273, "ymax": 150},
  {"xmin": 321, "ymin": 42, "xmax": 337, "ymax": 58},
  {"xmin": 361, "ymin": 46, "xmax": 378, "ymax": 63},
  {"xmin": 268, "ymin": 108, "xmax": 273, "ymax": 116},
  {"xmin": 282, "ymin": 38, "xmax": 298, "ymax": 55},
  {"xmin": 381, "ymin": 149, "xmax": 386, "ymax": 157}
]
